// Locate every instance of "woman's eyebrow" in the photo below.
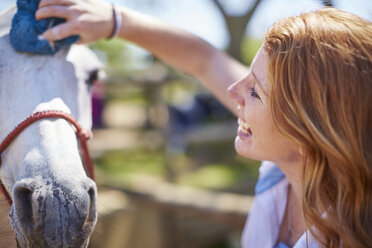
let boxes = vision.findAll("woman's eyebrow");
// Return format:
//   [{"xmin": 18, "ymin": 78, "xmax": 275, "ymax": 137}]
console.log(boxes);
[{"xmin": 251, "ymin": 71, "xmax": 268, "ymax": 96}]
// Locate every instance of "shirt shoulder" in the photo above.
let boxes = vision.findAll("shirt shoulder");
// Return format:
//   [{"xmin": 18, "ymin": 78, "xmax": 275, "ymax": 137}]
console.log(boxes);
[{"xmin": 255, "ymin": 161, "xmax": 286, "ymax": 194}]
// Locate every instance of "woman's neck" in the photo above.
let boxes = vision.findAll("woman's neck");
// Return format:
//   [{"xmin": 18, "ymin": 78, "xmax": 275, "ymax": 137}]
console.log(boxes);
[
  {"xmin": 275, "ymin": 155, "xmax": 304, "ymax": 205},
  {"xmin": 275, "ymin": 157, "xmax": 307, "ymax": 246}
]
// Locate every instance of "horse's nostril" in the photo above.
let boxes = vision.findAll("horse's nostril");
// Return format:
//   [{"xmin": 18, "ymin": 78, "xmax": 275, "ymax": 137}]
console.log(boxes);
[
  {"xmin": 88, "ymin": 185, "xmax": 95, "ymax": 201},
  {"xmin": 13, "ymin": 182, "xmax": 35, "ymax": 230},
  {"xmin": 85, "ymin": 182, "xmax": 97, "ymax": 224}
]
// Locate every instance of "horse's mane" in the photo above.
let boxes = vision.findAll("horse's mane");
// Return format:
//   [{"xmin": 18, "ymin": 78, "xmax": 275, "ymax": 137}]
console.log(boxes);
[{"xmin": 0, "ymin": 6, "xmax": 16, "ymax": 36}]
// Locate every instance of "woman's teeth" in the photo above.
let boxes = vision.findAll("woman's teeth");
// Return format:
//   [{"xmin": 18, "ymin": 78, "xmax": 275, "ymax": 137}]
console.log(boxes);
[{"xmin": 238, "ymin": 119, "xmax": 252, "ymax": 135}]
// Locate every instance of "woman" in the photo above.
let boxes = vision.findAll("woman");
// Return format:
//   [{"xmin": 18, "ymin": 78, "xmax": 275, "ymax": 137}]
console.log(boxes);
[{"xmin": 36, "ymin": 1, "xmax": 372, "ymax": 247}]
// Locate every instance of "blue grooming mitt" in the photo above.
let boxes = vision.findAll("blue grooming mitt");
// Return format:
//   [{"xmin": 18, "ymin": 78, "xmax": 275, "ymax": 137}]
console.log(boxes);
[{"xmin": 9, "ymin": 0, "xmax": 79, "ymax": 55}]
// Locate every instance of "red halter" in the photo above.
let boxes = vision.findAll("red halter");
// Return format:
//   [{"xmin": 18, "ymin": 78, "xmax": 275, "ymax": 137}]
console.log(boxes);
[{"xmin": 0, "ymin": 110, "xmax": 95, "ymax": 205}]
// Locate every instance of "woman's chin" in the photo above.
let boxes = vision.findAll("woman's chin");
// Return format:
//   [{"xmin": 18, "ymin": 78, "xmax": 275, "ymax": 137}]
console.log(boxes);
[{"xmin": 234, "ymin": 136, "xmax": 255, "ymax": 159}]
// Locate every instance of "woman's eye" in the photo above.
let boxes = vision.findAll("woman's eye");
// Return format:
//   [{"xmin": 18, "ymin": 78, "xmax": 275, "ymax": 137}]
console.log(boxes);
[{"xmin": 248, "ymin": 87, "xmax": 261, "ymax": 100}]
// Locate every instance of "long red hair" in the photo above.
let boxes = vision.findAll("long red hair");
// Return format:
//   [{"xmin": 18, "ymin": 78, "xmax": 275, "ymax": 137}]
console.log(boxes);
[{"xmin": 264, "ymin": 8, "xmax": 372, "ymax": 247}]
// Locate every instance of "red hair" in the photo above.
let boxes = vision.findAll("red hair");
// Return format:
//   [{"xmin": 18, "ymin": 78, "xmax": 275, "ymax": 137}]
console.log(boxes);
[{"xmin": 264, "ymin": 8, "xmax": 372, "ymax": 247}]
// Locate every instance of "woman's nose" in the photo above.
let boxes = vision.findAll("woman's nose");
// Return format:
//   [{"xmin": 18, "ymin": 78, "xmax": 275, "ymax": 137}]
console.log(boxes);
[{"xmin": 228, "ymin": 80, "xmax": 245, "ymax": 106}]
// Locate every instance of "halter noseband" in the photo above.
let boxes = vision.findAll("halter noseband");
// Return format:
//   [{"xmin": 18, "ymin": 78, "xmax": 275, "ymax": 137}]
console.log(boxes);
[{"xmin": 0, "ymin": 110, "xmax": 95, "ymax": 205}]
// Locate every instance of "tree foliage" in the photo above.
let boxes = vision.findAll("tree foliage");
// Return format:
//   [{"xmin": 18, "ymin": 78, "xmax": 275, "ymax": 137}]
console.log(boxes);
[
  {"xmin": 212, "ymin": 0, "xmax": 334, "ymax": 62},
  {"xmin": 212, "ymin": 0, "xmax": 263, "ymax": 62}
]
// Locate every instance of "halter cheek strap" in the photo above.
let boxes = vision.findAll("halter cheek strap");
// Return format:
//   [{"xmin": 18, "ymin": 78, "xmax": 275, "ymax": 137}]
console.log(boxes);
[{"xmin": 0, "ymin": 110, "xmax": 95, "ymax": 205}]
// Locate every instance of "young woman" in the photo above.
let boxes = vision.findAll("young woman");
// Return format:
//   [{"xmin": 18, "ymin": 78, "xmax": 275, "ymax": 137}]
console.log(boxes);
[{"xmin": 36, "ymin": 1, "xmax": 372, "ymax": 247}]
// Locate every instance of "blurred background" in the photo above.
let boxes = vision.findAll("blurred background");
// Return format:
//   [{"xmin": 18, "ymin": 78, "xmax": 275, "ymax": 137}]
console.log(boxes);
[{"xmin": 1, "ymin": 0, "xmax": 372, "ymax": 247}]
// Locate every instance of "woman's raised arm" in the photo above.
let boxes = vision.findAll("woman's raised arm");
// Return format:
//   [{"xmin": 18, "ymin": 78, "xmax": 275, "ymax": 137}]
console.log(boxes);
[{"xmin": 36, "ymin": 0, "xmax": 249, "ymax": 114}]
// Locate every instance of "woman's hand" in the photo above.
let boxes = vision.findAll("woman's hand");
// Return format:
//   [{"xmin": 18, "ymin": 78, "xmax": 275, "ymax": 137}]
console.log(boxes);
[{"xmin": 36, "ymin": 0, "xmax": 114, "ymax": 44}]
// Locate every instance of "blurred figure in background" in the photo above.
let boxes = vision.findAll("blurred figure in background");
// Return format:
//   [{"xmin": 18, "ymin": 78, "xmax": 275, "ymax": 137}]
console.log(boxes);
[{"xmin": 36, "ymin": 1, "xmax": 372, "ymax": 247}]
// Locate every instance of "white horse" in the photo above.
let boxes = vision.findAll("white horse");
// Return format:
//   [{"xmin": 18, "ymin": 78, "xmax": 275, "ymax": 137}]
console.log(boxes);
[{"xmin": 0, "ymin": 7, "xmax": 101, "ymax": 248}]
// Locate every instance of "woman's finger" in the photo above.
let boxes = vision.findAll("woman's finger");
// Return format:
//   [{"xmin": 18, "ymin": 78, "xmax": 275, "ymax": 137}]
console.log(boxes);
[
  {"xmin": 35, "ymin": 5, "xmax": 72, "ymax": 21},
  {"xmin": 41, "ymin": 22, "xmax": 78, "ymax": 42},
  {"xmin": 37, "ymin": 0, "xmax": 114, "ymax": 43},
  {"xmin": 38, "ymin": 0, "xmax": 74, "ymax": 8}
]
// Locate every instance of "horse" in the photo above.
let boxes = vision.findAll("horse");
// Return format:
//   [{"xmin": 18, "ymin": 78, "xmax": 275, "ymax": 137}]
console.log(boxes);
[{"xmin": 0, "ymin": 6, "xmax": 101, "ymax": 248}]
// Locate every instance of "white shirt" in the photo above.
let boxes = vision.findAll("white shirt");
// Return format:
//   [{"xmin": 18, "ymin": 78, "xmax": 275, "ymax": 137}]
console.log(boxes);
[{"xmin": 241, "ymin": 161, "xmax": 321, "ymax": 248}]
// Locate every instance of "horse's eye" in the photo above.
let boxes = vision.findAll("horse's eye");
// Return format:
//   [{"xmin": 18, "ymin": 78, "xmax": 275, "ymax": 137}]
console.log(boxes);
[{"xmin": 86, "ymin": 69, "xmax": 99, "ymax": 86}]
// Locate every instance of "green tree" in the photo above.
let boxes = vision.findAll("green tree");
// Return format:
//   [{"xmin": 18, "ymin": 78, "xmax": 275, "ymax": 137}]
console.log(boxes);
[
  {"xmin": 212, "ymin": 0, "xmax": 263, "ymax": 62},
  {"xmin": 212, "ymin": 0, "xmax": 334, "ymax": 62}
]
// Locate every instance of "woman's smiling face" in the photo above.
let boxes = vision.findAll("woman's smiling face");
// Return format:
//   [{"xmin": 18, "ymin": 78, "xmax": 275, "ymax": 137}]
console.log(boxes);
[{"xmin": 228, "ymin": 47, "xmax": 300, "ymax": 164}]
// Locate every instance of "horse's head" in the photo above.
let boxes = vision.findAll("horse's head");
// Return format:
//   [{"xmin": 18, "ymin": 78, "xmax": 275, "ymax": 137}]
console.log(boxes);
[{"xmin": 0, "ymin": 29, "xmax": 101, "ymax": 247}]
